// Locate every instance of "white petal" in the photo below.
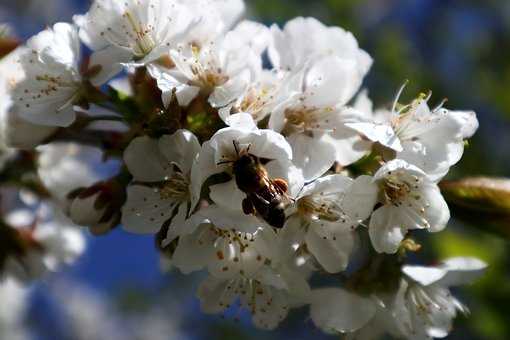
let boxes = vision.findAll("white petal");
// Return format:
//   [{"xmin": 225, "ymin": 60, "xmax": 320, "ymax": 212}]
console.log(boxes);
[
  {"xmin": 353, "ymin": 89, "xmax": 374, "ymax": 117},
  {"xmin": 158, "ymin": 129, "xmax": 201, "ymax": 175},
  {"xmin": 69, "ymin": 193, "xmax": 104, "ymax": 226},
  {"xmin": 248, "ymin": 129, "xmax": 293, "ymax": 161},
  {"xmin": 346, "ymin": 122, "xmax": 403, "ymax": 152},
  {"xmin": 172, "ymin": 224, "xmax": 215, "ymax": 274},
  {"xmin": 16, "ymin": 86, "xmax": 77, "ymax": 127},
  {"xmin": 373, "ymin": 159, "xmax": 426, "ymax": 181},
  {"xmin": 88, "ymin": 46, "xmax": 131, "ymax": 86},
  {"xmin": 227, "ymin": 20, "xmax": 270, "ymax": 55},
  {"xmin": 287, "ymin": 133, "xmax": 336, "ymax": 182},
  {"xmin": 305, "ymin": 225, "xmax": 355, "ymax": 273},
  {"xmin": 166, "ymin": 202, "xmax": 195, "ymax": 243},
  {"xmin": 279, "ymin": 215, "xmax": 307, "ymax": 260},
  {"xmin": 310, "ymin": 288, "xmax": 376, "ymax": 334},
  {"xmin": 121, "ymin": 185, "xmax": 176, "ymax": 234},
  {"xmin": 325, "ymin": 126, "xmax": 372, "ymax": 166},
  {"xmin": 402, "ymin": 266, "xmax": 448, "ymax": 286},
  {"xmin": 391, "ymin": 279, "xmax": 414, "ymax": 336},
  {"xmin": 29, "ymin": 22, "xmax": 80, "ymax": 69},
  {"xmin": 369, "ymin": 206, "xmax": 407, "ymax": 254},
  {"xmin": 209, "ymin": 180, "xmax": 245, "ymax": 211},
  {"xmin": 198, "ymin": 204, "xmax": 262, "ymax": 233},
  {"xmin": 420, "ymin": 182, "xmax": 450, "ymax": 232},
  {"xmin": 453, "ymin": 110, "xmax": 478, "ymax": 139},
  {"xmin": 342, "ymin": 175, "xmax": 378, "ymax": 223},
  {"xmin": 197, "ymin": 276, "xmax": 237, "ymax": 314},
  {"xmin": 438, "ymin": 257, "xmax": 487, "ymax": 287},
  {"xmin": 224, "ymin": 112, "xmax": 258, "ymax": 131},
  {"xmin": 397, "ymin": 108, "xmax": 472, "ymax": 181},
  {"xmin": 209, "ymin": 69, "xmax": 251, "ymax": 108},
  {"xmin": 3, "ymin": 108, "xmax": 57, "ymax": 149},
  {"xmin": 123, "ymin": 136, "xmax": 172, "ymax": 182},
  {"xmin": 148, "ymin": 64, "xmax": 200, "ymax": 107},
  {"xmin": 269, "ymin": 17, "xmax": 371, "ymax": 76},
  {"xmin": 300, "ymin": 173, "xmax": 352, "ymax": 198},
  {"xmin": 207, "ymin": 231, "xmax": 267, "ymax": 280},
  {"xmin": 242, "ymin": 284, "xmax": 289, "ymax": 330},
  {"xmin": 304, "ymin": 56, "xmax": 361, "ymax": 108},
  {"xmin": 190, "ymin": 141, "xmax": 223, "ymax": 210}
]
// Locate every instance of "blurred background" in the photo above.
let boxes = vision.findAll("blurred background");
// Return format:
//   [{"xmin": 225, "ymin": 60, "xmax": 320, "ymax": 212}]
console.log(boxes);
[{"xmin": 1, "ymin": 0, "xmax": 509, "ymax": 339}]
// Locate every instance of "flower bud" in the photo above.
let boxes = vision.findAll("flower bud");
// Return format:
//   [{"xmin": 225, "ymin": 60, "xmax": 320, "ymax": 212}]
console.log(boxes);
[{"xmin": 67, "ymin": 181, "xmax": 125, "ymax": 235}]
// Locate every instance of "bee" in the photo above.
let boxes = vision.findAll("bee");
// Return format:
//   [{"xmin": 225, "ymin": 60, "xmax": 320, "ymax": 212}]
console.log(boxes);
[{"xmin": 219, "ymin": 141, "xmax": 290, "ymax": 228}]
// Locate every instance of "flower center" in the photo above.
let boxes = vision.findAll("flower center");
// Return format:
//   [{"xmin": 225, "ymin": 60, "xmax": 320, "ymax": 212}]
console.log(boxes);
[
  {"xmin": 382, "ymin": 179, "xmax": 411, "ymax": 206},
  {"xmin": 159, "ymin": 172, "xmax": 190, "ymax": 202},
  {"xmin": 214, "ymin": 278, "xmax": 288, "ymax": 325},
  {"xmin": 406, "ymin": 284, "xmax": 452, "ymax": 324},
  {"xmin": 109, "ymin": 9, "xmax": 156, "ymax": 59},
  {"xmin": 297, "ymin": 195, "xmax": 345, "ymax": 223},
  {"xmin": 381, "ymin": 173, "xmax": 422, "ymax": 207},
  {"xmin": 18, "ymin": 72, "xmax": 80, "ymax": 111},
  {"xmin": 189, "ymin": 46, "xmax": 229, "ymax": 94},
  {"xmin": 213, "ymin": 228, "xmax": 255, "ymax": 254},
  {"xmin": 283, "ymin": 107, "xmax": 335, "ymax": 135},
  {"xmin": 238, "ymin": 86, "xmax": 274, "ymax": 121}
]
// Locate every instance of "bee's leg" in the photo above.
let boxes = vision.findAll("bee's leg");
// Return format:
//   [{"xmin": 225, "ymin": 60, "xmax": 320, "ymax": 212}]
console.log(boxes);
[
  {"xmin": 217, "ymin": 159, "xmax": 234, "ymax": 166},
  {"xmin": 272, "ymin": 178, "xmax": 289, "ymax": 194},
  {"xmin": 242, "ymin": 198, "xmax": 256, "ymax": 215},
  {"xmin": 267, "ymin": 208, "xmax": 286, "ymax": 229}
]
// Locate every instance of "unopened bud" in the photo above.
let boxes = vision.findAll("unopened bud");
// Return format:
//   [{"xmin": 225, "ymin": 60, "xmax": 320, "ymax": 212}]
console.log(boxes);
[{"xmin": 67, "ymin": 181, "xmax": 124, "ymax": 235}]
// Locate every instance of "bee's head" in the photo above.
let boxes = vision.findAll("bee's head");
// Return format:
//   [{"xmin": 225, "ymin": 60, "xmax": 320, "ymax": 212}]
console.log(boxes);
[{"xmin": 233, "ymin": 153, "xmax": 258, "ymax": 171}]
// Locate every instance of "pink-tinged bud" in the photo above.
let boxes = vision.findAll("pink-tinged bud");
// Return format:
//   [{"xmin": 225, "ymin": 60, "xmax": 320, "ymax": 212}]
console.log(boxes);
[{"xmin": 67, "ymin": 180, "xmax": 125, "ymax": 235}]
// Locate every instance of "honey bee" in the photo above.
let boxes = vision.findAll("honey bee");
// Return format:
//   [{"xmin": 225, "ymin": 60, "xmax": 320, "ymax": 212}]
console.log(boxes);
[{"xmin": 219, "ymin": 141, "xmax": 290, "ymax": 228}]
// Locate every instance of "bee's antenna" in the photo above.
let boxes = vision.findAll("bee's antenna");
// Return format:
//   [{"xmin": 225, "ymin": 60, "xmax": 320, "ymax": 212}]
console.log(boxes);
[
  {"xmin": 246, "ymin": 143, "xmax": 252, "ymax": 153},
  {"xmin": 232, "ymin": 140, "xmax": 240, "ymax": 155}
]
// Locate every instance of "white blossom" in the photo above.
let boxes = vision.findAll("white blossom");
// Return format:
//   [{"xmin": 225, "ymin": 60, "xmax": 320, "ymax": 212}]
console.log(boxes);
[
  {"xmin": 192, "ymin": 226, "xmax": 310, "ymax": 330},
  {"xmin": 37, "ymin": 143, "xmax": 106, "ymax": 202},
  {"xmin": 346, "ymin": 89, "xmax": 479, "ymax": 181},
  {"xmin": 170, "ymin": 223, "xmax": 278, "ymax": 278},
  {"xmin": 310, "ymin": 288, "xmax": 378, "ymax": 335},
  {"xmin": 150, "ymin": 20, "xmax": 268, "ymax": 108},
  {"xmin": 310, "ymin": 257, "xmax": 486, "ymax": 339},
  {"xmin": 0, "ymin": 47, "xmax": 58, "ymax": 149},
  {"xmin": 177, "ymin": 0, "xmax": 245, "ymax": 47},
  {"xmin": 190, "ymin": 113, "xmax": 293, "ymax": 211},
  {"xmin": 68, "ymin": 191, "xmax": 118, "ymax": 235},
  {"xmin": 13, "ymin": 23, "xmax": 83, "ymax": 127},
  {"xmin": 122, "ymin": 130, "xmax": 201, "ymax": 236},
  {"xmin": 2, "ymin": 198, "xmax": 86, "ymax": 282},
  {"xmin": 269, "ymin": 16, "xmax": 372, "ymax": 76},
  {"xmin": 0, "ymin": 3, "xmax": 486, "ymax": 337},
  {"xmin": 76, "ymin": 0, "xmax": 195, "ymax": 85},
  {"xmin": 218, "ymin": 69, "xmax": 283, "ymax": 123},
  {"xmin": 357, "ymin": 159, "xmax": 450, "ymax": 254},
  {"xmin": 197, "ymin": 274, "xmax": 291, "ymax": 330},
  {"xmin": 392, "ymin": 257, "xmax": 487, "ymax": 339},
  {"xmin": 268, "ymin": 56, "xmax": 372, "ymax": 181},
  {"xmin": 0, "ymin": 278, "xmax": 29, "ymax": 340},
  {"xmin": 281, "ymin": 174, "xmax": 376, "ymax": 273}
]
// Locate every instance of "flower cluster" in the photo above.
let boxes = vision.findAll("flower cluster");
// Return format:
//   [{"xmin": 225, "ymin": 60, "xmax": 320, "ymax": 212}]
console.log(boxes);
[{"xmin": 0, "ymin": 0, "xmax": 487, "ymax": 338}]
